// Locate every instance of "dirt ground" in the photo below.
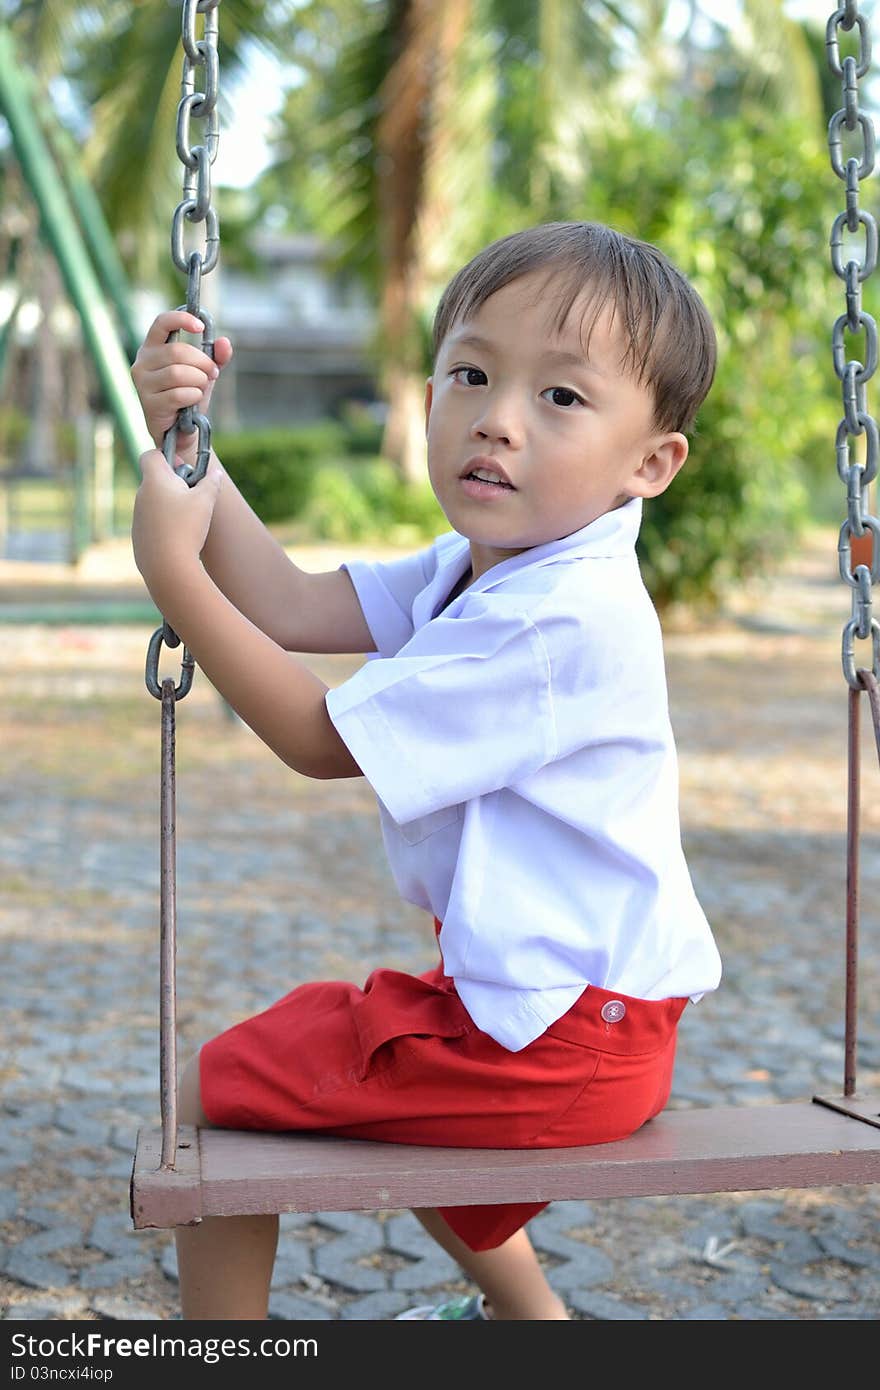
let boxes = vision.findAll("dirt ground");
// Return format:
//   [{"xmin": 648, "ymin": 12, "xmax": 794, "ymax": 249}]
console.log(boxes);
[{"xmin": 1, "ymin": 526, "xmax": 879, "ymax": 1321}]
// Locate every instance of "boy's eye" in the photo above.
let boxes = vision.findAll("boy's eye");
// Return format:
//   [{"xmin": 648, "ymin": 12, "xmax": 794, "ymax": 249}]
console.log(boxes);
[
  {"xmin": 543, "ymin": 387, "xmax": 585, "ymax": 408},
  {"xmin": 450, "ymin": 367, "xmax": 487, "ymax": 386}
]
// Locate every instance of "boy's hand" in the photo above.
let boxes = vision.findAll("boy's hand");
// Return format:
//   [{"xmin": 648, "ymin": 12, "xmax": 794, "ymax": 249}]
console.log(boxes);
[
  {"xmin": 131, "ymin": 448, "xmax": 225, "ymax": 600},
  {"xmin": 131, "ymin": 310, "xmax": 233, "ymax": 468}
]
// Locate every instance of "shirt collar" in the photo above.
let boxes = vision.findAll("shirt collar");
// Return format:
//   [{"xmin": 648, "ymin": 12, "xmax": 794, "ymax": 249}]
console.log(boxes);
[{"xmin": 438, "ymin": 496, "xmax": 643, "ymax": 597}]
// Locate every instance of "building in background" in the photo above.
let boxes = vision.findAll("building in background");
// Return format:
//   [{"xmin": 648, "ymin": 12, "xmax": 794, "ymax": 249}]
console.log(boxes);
[
  {"xmin": 1, "ymin": 229, "xmax": 382, "ymax": 559},
  {"xmin": 200, "ymin": 231, "xmax": 380, "ymax": 431}
]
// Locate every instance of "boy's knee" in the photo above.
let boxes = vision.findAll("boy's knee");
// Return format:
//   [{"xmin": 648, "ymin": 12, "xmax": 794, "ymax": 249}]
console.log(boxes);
[{"xmin": 178, "ymin": 1049, "xmax": 212, "ymax": 1127}]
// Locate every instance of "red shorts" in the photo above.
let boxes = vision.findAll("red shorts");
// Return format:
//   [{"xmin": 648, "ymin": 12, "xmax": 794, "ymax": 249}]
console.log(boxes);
[{"xmin": 200, "ymin": 924, "xmax": 687, "ymax": 1252}]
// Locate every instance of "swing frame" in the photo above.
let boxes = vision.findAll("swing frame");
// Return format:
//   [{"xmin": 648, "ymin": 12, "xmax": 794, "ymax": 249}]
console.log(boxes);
[{"xmin": 130, "ymin": 1, "xmax": 880, "ymax": 1235}]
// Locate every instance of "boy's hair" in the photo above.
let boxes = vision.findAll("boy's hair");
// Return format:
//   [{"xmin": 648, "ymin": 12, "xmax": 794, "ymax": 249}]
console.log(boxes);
[{"xmin": 431, "ymin": 221, "xmax": 717, "ymax": 434}]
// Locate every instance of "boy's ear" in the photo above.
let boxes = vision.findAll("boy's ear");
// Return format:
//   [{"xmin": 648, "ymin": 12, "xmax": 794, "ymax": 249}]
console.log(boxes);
[
  {"xmin": 424, "ymin": 378, "xmax": 434, "ymax": 432},
  {"xmin": 628, "ymin": 432, "xmax": 689, "ymax": 499}
]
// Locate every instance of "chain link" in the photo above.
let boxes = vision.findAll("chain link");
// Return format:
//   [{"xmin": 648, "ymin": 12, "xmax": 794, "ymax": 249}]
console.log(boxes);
[
  {"xmin": 827, "ymin": 3, "xmax": 880, "ymax": 688},
  {"xmin": 145, "ymin": 0, "xmax": 222, "ymax": 703}
]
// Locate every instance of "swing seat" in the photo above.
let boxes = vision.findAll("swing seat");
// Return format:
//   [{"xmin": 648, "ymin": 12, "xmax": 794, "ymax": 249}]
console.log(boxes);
[{"xmin": 130, "ymin": 1095, "xmax": 880, "ymax": 1229}]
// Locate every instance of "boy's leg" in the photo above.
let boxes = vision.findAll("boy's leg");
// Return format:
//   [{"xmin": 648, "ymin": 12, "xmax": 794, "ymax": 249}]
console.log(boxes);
[
  {"xmin": 411, "ymin": 1209, "xmax": 569, "ymax": 1320},
  {"xmin": 174, "ymin": 1051, "xmax": 280, "ymax": 1321}
]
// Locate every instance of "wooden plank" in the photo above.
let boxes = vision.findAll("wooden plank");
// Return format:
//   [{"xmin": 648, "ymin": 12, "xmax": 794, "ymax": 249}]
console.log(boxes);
[
  {"xmin": 130, "ymin": 1125, "xmax": 203, "ymax": 1230},
  {"xmin": 127, "ymin": 1100, "xmax": 880, "ymax": 1228}
]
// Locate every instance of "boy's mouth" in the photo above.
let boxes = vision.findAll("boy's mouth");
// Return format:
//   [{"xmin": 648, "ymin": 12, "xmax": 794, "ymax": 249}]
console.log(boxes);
[{"xmin": 460, "ymin": 456, "xmax": 516, "ymax": 490}]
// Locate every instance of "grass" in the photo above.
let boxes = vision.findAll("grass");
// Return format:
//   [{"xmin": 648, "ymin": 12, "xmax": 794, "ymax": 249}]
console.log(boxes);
[
  {"xmin": 0, "ymin": 472, "xmax": 140, "ymax": 535},
  {"xmin": 2, "ymin": 476, "xmax": 73, "ymax": 523}
]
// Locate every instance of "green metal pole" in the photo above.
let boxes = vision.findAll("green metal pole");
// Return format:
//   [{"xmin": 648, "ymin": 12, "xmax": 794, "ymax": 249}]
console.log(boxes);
[
  {"xmin": 42, "ymin": 116, "xmax": 143, "ymax": 363},
  {"xmin": 0, "ymin": 27, "xmax": 151, "ymax": 476}
]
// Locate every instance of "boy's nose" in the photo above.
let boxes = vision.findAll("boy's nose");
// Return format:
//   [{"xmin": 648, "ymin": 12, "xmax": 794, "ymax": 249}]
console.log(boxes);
[{"xmin": 470, "ymin": 399, "xmax": 522, "ymax": 448}]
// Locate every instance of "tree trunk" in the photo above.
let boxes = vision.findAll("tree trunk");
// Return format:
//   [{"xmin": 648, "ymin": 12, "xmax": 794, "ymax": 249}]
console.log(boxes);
[
  {"xmin": 376, "ymin": 0, "xmax": 472, "ymax": 484},
  {"xmin": 25, "ymin": 249, "xmax": 64, "ymax": 475},
  {"xmin": 382, "ymin": 364, "xmax": 427, "ymax": 485}
]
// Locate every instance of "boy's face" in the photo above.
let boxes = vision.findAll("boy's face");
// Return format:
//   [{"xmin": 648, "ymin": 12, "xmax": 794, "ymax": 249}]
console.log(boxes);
[{"xmin": 425, "ymin": 270, "xmax": 688, "ymax": 581}]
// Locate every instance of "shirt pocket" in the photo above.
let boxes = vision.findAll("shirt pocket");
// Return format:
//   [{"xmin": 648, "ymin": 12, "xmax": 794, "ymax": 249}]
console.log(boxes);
[{"xmin": 397, "ymin": 802, "xmax": 464, "ymax": 846}]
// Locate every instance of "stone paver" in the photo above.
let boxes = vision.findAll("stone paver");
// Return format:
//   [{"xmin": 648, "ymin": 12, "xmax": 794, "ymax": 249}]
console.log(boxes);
[{"xmin": 1, "ymin": 532, "xmax": 879, "ymax": 1321}]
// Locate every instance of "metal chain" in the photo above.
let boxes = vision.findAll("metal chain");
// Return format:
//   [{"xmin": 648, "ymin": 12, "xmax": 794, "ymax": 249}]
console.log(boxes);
[
  {"xmin": 824, "ymin": 2, "xmax": 880, "ymax": 1105},
  {"xmin": 145, "ymin": 0, "xmax": 221, "ymax": 706},
  {"xmin": 167, "ymin": 0, "xmax": 220, "ymax": 486},
  {"xmin": 827, "ymin": 2, "xmax": 880, "ymax": 689},
  {"xmin": 144, "ymin": 0, "xmax": 222, "ymax": 1170}
]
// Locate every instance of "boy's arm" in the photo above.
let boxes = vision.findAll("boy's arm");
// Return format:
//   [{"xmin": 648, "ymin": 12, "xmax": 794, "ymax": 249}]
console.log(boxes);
[
  {"xmin": 131, "ymin": 309, "xmax": 373, "ymax": 655},
  {"xmin": 159, "ymin": 560, "xmax": 361, "ymax": 780},
  {"xmin": 200, "ymin": 454, "xmax": 375, "ymax": 654},
  {"xmin": 132, "ymin": 448, "xmax": 362, "ymax": 781}
]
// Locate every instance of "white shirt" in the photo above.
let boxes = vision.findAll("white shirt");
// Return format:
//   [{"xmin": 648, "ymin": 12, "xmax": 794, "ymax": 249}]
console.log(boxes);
[{"xmin": 325, "ymin": 498, "xmax": 722, "ymax": 1052}]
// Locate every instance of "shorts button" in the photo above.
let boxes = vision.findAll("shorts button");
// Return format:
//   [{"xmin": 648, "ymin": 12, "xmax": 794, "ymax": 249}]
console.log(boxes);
[{"xmin": 600, "ymin": 999, "xmax": 626, "ymax": 1023}]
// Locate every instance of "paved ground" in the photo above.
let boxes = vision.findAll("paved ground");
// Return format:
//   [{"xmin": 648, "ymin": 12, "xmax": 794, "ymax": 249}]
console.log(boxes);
[{"xmin": 0, "ymin": 531, "xmax": 878, "ymax": 1321}]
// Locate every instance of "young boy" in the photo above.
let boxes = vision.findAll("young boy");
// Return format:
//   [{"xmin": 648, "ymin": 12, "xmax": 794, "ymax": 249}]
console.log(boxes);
[{"xmin": 130, "ymin": 220, "xmax": 722, "ymax": 1321}]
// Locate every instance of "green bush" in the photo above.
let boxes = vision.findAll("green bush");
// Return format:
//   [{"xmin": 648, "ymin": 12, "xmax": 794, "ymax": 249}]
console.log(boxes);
[
  {"xmin": 638, "ymin": 345, "xmax": 817, "ymax": 612},
  {"xmin": 570, "ymin": 108, "xmax": 840, "ymax": 611},
  {"xmin": 304, "ymin": 465, "xmax": 377, "ymax": 540},
  {"xmin": 638, "ymin": 427, "xmax": 810, "ymax": 615},
  {"xmin": 0, "ymin": 406, "xmax": 30, "ymax": 468},
  {"xmin": 213, "ymin": 422, "xmax": 347, "ymax": 522},
  {"xmin": 212, "ymin": 422, "xmax": 445, "ymax": 542},
  {"xmin": 304, "ymin": 458, "xmax": 445, "ymax": 543},
  {"xmin": 0, "ymin": 406, "xmax": 78, "ymax": 473},
  {"xmin": 337, "ymin": 400, "xmax": 385, "ymax": 456}
]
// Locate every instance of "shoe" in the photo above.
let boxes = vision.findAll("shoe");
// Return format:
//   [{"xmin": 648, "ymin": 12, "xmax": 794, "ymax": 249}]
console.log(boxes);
[{"xmin": 395, "ymin": 1293, "xmax": 490, "ymax": 1320}]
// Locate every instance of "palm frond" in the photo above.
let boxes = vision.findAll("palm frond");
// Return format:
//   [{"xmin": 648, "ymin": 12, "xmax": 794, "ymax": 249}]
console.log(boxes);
[{"xmin": 66, "ymin": 1, "xmax": 287, "ymax": 288}]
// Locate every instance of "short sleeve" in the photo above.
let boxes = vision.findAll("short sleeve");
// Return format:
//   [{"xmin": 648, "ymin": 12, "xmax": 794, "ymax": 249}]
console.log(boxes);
[
  {"xmin": 342, "ymin": 545, "xmax": 435, "ymax": 657},
  {"xmin": 325, "ymin": 600, "xmax": 556, "ymax": 826}
]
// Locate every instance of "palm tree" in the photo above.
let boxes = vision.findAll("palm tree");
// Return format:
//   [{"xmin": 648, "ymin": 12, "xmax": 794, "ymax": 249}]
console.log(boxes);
[
  {"xmin": 259, "ymin": 0, "xmax": 632, "ymax": 481},
  {"xmin": 373, "ymin": 0, "xmax": 473, "ymax": 482},
  {"xmin": 0, "ymin": 1, "xmax": 288, "ymax": 483},
  {"xmin": 27, "ymin": 1, "xmax": 286, "ymax": 293},
  {"xmin": 3, "ymin": 1, "xmax": 832, "ymax": 490}
]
